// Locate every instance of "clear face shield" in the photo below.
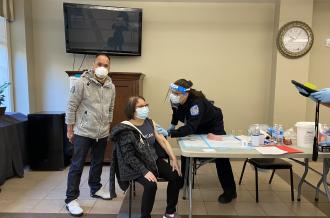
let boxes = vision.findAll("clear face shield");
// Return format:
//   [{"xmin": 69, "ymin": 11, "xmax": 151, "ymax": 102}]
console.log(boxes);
[{"xmin": 164, "ymin": 83, "xmax": 190, "ymax": 107}]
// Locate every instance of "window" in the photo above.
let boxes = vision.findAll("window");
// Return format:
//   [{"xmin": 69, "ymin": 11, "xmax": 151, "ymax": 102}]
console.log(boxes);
[{"xmin": 0, "ymin": 16, "xmax": 12, "ymax": 111}]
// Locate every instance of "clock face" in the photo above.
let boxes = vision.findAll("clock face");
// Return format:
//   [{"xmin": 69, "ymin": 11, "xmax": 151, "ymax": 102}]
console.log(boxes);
[
  {"xmin": 283, "ymin": 27, "xmax": 309, "ymax": 52},
  {"xmin": 277, "ymin": 21, "xmax": 314, "ymax": 58}
]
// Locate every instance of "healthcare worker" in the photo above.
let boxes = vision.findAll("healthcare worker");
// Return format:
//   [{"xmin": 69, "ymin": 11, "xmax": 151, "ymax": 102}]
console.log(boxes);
[{"xmin": 166, "ymin": 79, "xmax": 237, "ymax": 203}]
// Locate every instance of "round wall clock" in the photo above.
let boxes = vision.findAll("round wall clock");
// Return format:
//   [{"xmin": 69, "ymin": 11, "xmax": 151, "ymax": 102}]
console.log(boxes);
[{"xmin": 277, "ymin": 21, "xmax": 314, "ymax": 59}]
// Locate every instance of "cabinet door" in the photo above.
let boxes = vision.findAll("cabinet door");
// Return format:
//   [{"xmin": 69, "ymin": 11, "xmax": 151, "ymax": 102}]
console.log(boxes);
[{"xmin": 111, "ymin": 80, "xmax": 137, "ymax": 125}]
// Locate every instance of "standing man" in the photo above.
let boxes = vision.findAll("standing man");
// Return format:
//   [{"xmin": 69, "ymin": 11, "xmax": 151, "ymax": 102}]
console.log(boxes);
[{"xmin": 65, "ymin": 54, "xmax": 116, "ymax": 216}]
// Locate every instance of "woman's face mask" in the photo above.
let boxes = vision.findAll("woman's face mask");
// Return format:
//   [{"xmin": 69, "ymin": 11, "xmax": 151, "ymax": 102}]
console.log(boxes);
[
  {"xmin": 169, "ymin": 93, "xmax": 181, "ymax": 104},
  {"xmin": 135, "ymin": 106, "xmax": 149, "ymax": 120},
  {"xmin": 94, "ymin": 67, "xmax": 108, "ymax": 80}
]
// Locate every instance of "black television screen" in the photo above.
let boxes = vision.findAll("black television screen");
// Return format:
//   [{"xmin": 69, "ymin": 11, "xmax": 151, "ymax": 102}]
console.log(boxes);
[{"xmin": 63, "ymin": 3, "xmax": 142, "ymax": 56}]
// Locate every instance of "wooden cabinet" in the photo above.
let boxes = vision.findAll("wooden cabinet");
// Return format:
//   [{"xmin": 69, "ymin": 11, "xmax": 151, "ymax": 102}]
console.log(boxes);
[{"xmin": 66, "ymin": 71, "xmax": 144, "ymax": 163}]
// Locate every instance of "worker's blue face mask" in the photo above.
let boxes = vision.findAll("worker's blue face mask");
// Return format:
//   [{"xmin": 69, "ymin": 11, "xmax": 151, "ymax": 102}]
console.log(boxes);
[{"xmin": 135, "ymin": 106, "xmax": 149, "ymax": 120}]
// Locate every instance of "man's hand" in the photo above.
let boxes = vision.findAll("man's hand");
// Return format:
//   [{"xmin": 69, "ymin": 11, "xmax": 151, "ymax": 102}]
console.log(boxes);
[
  {"xmin": 144, "ymin": 171, "xmax": 157, "ymax": 182},
  {"xmin": 67, "ymin": 125, "xmax": 74, "ymax": 143}
]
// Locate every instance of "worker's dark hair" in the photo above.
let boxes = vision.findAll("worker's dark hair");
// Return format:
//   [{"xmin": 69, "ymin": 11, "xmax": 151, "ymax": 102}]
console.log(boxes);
[
  {"xmin": 174, "ymin": 79, "xmax": 206, "ymax": 99},
  {"xmin": 124, "ymin": 96, "xmax": 146, "ymax": 120},
  {"xmin": 95, "ymin": 53, "xmax": 110, "ymax": 62}
]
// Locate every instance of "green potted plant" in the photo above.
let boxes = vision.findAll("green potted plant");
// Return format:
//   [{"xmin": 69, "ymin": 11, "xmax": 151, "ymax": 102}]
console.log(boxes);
[{"xmin": 0, "ymin": 82, "xmax": 10, "ymax": 115}]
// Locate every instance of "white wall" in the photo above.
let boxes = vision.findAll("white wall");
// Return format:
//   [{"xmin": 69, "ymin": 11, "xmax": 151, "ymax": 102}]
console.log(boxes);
[
  {"xmin": 272, "ymin": 0, "xmax": 314, "ymax": 128},
  {"xmin": 24, "ymin": 0, "xmax": 275, "ymax": 133},
  {"xmin": 307, "ymin": 0, "xmax": 330, "ymax": 124}
]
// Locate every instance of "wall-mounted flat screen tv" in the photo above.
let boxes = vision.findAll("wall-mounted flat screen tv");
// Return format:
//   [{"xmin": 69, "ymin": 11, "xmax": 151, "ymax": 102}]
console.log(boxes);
[{"xmin": 63, "ymin": 3, "xmax": 142, "ymax": 56}]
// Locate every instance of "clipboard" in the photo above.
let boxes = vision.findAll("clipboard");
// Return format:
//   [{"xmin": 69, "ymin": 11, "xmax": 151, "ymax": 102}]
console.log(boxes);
[{"xmin": 291, "ymin": 80, "xmax": 318, "ymax": 97}]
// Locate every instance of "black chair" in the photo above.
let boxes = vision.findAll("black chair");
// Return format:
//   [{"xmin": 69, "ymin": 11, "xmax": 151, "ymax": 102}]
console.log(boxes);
[
  {"xmin": 239, "ymin": 158, "xmax": 294, "ymax": 202},
  {"xmin": 128, "ymin": 180, "xmax": 134, "ymax": 218}
]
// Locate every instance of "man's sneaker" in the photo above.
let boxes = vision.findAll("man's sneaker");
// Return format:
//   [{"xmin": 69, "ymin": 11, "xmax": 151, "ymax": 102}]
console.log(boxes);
[
  {"xmin": 91, "ymin": 189, "xmax": 111, "ymax": 200},
  {"xmin": 66, "ymin": 200, "xmax": 83, "ymax": 217}
]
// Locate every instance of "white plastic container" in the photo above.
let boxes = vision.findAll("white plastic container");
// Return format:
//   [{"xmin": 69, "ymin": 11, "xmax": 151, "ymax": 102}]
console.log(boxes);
[
  {"xmin": 295, "ymin": 122, "xmax": 315, "ymax": 148},
  {"xmin": 251, "ymin": 135, "xmax": 260, "ymax": 146}
]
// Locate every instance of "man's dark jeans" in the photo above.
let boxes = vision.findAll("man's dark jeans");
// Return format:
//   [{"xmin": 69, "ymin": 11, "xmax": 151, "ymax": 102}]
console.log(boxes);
[{"xmin": 65, "ymin": 134, "xmax": 107, "ymax": 204}]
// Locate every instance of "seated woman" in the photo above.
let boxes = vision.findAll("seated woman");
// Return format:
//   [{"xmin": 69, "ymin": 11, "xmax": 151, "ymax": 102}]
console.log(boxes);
[{"xmin": 110, "ymin": 96, "xmax": 183, "ymax": 218}]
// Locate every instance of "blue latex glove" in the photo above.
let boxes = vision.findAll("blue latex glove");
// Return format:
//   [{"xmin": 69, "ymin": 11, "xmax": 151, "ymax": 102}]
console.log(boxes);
[
  {"xmin": 309, "ymin": 94, "xmax": 318, "ymax": 102},
  {"xmin": 310, "ymin": 88, "xmax": 330, "ymax": 103},
  {"xmin": 156, "ymin": 123, "xmax": 168, "ymax": 137}
]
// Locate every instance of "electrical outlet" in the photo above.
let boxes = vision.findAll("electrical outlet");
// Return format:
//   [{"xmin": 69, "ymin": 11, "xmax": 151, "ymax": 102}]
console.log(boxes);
[{"xmin": 326, "ymin": 38, "xmax": 330, "ymax": 47}]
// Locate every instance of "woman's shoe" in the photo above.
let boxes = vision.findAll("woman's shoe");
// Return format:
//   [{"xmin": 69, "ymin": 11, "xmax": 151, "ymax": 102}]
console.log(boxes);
[{"xmin": 218, "ymin": 192, "xmax": 237, "ymax": 204}]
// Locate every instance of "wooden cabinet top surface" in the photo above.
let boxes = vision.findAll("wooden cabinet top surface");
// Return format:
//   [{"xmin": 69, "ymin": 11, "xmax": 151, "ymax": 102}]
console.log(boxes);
[{"xmin": 65, "ymin": 70, "xmax": 144, "ymax": 80}]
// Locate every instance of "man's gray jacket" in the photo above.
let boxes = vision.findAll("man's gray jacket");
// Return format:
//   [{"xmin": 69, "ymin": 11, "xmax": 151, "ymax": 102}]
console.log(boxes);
[{"xmin": 65, "ymin": 70, "xmax": 116, "ymax": 140}]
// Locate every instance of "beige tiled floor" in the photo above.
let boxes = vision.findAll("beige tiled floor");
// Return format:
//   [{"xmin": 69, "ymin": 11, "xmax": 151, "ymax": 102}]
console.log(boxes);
[{"xmin": 0, "ymin": 160, "xmax": 328, "ymax": 216}]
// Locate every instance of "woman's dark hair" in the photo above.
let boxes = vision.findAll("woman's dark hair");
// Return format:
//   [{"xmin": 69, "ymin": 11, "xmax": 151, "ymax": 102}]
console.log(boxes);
[
  {"xmin": 124, "ymin": 96, "xmax": 145, "ymax": 120},
  {"xmin": 174, "ymin": 79, "xmax": 206, "ymax": 99}
]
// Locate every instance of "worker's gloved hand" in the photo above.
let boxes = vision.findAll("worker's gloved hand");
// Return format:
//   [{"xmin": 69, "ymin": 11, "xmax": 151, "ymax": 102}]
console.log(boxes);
[
  {"xmin": 167, "ymin": 124, "xmax": 176, "ymax": 137},
  {"xmin": 310, "ymin": 88, "xmax": 330, "ymax": 103},
  {"xmin": 167, "ymin": 124, "xmax": 176, "ymax": 132},
  {"xmin": 309, "ymin": 94, "xmax": 318, "ymax": 102},
  {"xmin": 156, "ymin": 123, "xmax": 168, "ymax": 137}
]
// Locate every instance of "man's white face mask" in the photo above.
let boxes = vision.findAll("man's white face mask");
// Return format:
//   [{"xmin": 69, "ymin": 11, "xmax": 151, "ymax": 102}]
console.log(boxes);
[{"xmin": 94, "ymin": 67, "xmax": 108, "ymax": 79}]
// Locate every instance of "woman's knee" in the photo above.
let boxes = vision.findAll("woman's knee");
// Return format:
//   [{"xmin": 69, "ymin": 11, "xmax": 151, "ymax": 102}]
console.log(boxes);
[
  {"xmin": 167, "ymin": 172, "xmax": 184, "ymax": 188},
  {"xmin": 144, "ymin": 181, "xmax": 157, "ymax": 192}
]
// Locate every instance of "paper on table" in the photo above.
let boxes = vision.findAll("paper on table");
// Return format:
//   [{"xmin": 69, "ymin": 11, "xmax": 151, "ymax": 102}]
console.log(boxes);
[
  {"xmin": 180, "ymin": 138, "xmax": 209, "ymax": 148},
  {"xmin": 207, "ymin": 140, "xmax": 243, "ymax": 148},
  {"xmin": 202, "ymin": 135, "xmax": 242, "ymax": 148},
  {"xmin": 255, "ymin": 146, "xmax": 288, "ymax": 155},
  {"xmin": 214, "ymin": 135, "xmax": 238, "ymax": 141}
]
